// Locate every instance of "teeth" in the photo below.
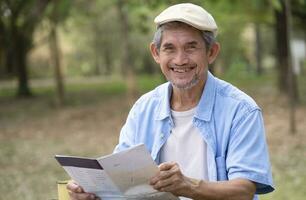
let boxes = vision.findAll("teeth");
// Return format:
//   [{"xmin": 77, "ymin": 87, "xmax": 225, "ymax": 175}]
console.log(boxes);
[{"xmin": 173, "ymin": 68, "xmax": 193, "ymax": 73}]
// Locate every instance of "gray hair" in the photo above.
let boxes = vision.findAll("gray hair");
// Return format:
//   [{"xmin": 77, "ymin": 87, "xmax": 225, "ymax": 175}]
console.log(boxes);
[{"xmin": 153, "ymin": 21, "xmax": 216, "ymax": 51}]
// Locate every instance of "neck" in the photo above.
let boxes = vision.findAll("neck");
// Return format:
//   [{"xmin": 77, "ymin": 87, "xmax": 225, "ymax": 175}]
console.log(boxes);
[{"xmin": 171, "ymin": 79, "xmax": 205, "ymax": 111}]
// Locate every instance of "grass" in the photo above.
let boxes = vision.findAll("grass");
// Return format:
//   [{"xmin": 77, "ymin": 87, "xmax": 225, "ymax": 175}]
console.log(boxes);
[
  {"xmin": 0, "ymin": 73, "xmax": 305, "ymax": 200},
  {"xmin": 261, "ymin": 146, "xmax": 306, "ymax": 200},
  {"xmin": 0, "ymin": 138, "xmax": 65, "ymax": 200}
]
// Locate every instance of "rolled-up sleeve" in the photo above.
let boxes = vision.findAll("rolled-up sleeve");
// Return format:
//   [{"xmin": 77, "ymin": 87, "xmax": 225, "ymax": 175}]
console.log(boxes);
[{"xmin": 227, "ymin": 109, "xmax": 274, "ymax": 194}]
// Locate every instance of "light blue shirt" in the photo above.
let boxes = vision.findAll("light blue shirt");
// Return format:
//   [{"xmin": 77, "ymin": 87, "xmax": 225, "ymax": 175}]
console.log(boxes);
[{"xmin": 114, "ymin": 72, "xmax": 274, "ymax": 198}]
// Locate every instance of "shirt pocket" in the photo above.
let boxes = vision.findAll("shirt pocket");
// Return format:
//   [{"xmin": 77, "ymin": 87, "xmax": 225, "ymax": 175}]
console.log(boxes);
[{"xmin": 215, "ymin": 156, "xmax": 228, "ymax": 181}]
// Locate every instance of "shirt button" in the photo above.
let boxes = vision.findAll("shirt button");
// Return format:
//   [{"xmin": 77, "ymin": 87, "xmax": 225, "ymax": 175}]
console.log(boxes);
[{"xmin": 161, "ymin": 133, "xmax": 164, "ymax": 138}]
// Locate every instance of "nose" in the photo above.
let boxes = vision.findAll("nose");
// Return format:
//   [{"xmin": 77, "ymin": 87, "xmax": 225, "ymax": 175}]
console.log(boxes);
[{"xmin": 172, "ymin": 50, "xmax": 188, "ymax": 66}]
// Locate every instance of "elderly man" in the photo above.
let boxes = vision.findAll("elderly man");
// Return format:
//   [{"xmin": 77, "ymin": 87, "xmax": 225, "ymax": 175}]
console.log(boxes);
[{"xmin": 67, "ymin": 3, "xmax": 274, "ymax": 200}]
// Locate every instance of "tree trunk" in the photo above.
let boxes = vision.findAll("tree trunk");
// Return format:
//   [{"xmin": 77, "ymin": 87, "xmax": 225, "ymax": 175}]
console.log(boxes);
[
  {"xmin": 1, "ymin": 22, "xmax": 15, "ymax": 76},
  {"xmin": 15, "ymin": 32, "xmax": 32, "ymax": 97},
  {"xmin": 255, "ymin": 23, "xmax": 263, "ymax": 75},
  {"xmin": 274, "ymin": 0, "xmax": 298, "ymax": 102},
  {"xmin": 1, "ymin": 0, "xmax": 51, "ymax": 96},
  {"xmin": 0, "ymin": 20, "xmax": 7, "ymax": 76},
  {"xmin": 275, "ymin": 2, "xmax": 289, "ymax": 92},
  {"xmin": 0, "ymin": 47, "xmax": 4, "ymax": 76},
  {"xmin": 117, "ymin": 0, "xmax": 137, "ymax": 103},
  {"xmin": 5, "ymin": 47, "xmax": 15, "ymax": 75},
  {"xmin": 103, "ymin": 47, "xmax": 112, "ymax": 75},
  {"xmin": 49, "ymin": 14, "xmax": 65, "ymax": 106},
  {"xmin": 284, "ymin": 0, "xmax": 297, "ymax": 134},
  {"xmin": 93, "ymin": 24, "xmax": 101, "ymax": 75}
]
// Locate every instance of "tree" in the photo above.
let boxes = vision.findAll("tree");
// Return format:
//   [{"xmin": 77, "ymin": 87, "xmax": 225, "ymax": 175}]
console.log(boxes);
[
  {"xmin": 0, "ymin": 0, "xmax": 51, "ymax": 97},
  {"xmin": 116, "ymin": 0, "xmax": 137, "ymax": 103},
  {"xmin": 273, "ymin": 0, "xmax": 306, "ymax": 102},
  {"xmin": 47, "ymin": 0, "xmax": 71, "ymax": 105},
  {"xmin": 275, "ymin": 1, "xmax": 289, "ymax": 90},
  {"xmin": 65, "ymin": 0, "xmax": 121, "ymax": 76}
]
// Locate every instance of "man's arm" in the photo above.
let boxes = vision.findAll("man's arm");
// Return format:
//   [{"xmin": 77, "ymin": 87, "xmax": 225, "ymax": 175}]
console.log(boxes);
[{"xmin": 150, "ymin": 162, "xmax": 256, "ymax": 200}]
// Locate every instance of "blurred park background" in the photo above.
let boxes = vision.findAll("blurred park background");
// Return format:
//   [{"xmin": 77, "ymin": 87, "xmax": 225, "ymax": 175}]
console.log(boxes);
[{"xmin": 0, "ymin": 0, "xmax": 305, "ymax": 199}]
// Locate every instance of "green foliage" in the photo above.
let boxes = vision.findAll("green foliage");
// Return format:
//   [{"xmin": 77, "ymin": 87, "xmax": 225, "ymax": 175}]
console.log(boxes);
[
  {"xmin": 137, "ymin": 74, "xmax": 165, "ymax": 92},
  {"xmin": 46, "ymin": 0, "xmax": 72, "ymax": 23},
  {"xmin": 62, "ymin": 0, "xmax": 122, "ymax": 76},
  {"xmin": 2, "ymin": 0, "xmax": 306, "ymax": 98},
  {"xmin": 0, "ymin": 87, "xmax": 16, "ymax": 97},
  {"xmin": 219, "ymin": 61, "xmax": 275, "ymax": 90},
  {"xmin": 270, "ymin": 0, "xmax": 283, "ymax": 11}
]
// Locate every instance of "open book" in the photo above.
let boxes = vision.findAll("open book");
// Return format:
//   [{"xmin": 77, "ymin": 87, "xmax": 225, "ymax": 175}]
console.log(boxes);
[{"xmin": 55, "ymin": 144, "xmax": 179, "ymax": 200}]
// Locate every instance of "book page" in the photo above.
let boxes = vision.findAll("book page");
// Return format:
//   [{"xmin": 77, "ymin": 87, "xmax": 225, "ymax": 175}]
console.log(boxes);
[
  {"xmin": 55, "ymin": 156, "xmax": 121, "ymax": 198},
  {"xmin": 55, "ymin": 144, "xmax": 179, "ymax": 200},
  {"xmin": 98, "ymin": 144, "xmax": 179, "ymax": 200}
]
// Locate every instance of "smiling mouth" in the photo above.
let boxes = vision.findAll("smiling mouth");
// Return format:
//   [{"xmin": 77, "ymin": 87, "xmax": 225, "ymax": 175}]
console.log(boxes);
[{"xmin": 170, "ymin": 66, "xmax": 196, "ymax": 73}]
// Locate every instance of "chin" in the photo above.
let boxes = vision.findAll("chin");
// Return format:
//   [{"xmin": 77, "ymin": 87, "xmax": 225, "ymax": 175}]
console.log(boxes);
[{"xmin": 171, "ymin": 78, "xmax": 199, "ymax": 90}]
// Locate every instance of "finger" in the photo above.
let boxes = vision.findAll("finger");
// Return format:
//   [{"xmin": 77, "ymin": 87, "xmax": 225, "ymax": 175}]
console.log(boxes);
[
  {"xmin": 159, "ymin": 163, "xmax": 182, "ymax": 180},
  {"xmin": 158, "ymin": 167, "xmax": 179, "ymax": 180},
  {"xmin": 158, "ymin": 161, "xmax": 177, "ymax": 171},
  {"xmin": 151, "ymin": 172, "xmax": 178, "ymax": 189},
  {"xmin": 149, "ymin": 168, "xmax": 164, "ymax": 185},
  {"xmin": 152, "ymin": 177, "xmax": 173, "ymax": 190},
  {"xmin": 150, "ymin": 163, "xmax": 179, "ymax": 185},
  {"xmin": 69, "ymin": 190, "xmax": 97, "ymax": 200},
  {"xmin": 149, "ymin": 173, "xmax": 160, "ymax": 185},
  {"xmin": 159, "ymin": 183, "xmax": 177, "ymax": 193},
  {"xmin": 66, "ymin": 180, "xmax": 84, "ymax": 193}
]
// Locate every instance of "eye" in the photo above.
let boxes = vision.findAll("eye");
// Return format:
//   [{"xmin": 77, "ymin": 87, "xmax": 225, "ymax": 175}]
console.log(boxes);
[
  {"xmin": 162, "ymin": 45, "xmax": 175, "ymax": 53},
  {"xmin": 185, "ymin": 45, "xmax": 197, "ymax": 52}
]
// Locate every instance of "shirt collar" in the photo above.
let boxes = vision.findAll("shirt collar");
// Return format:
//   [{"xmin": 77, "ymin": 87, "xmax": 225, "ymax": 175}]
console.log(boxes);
[
  {"xmin": 155, "ymin": 71, "xmax": 216, "ymax": 122},
  {"xmin": 194, "ymin": 71, "xmax": 216, "ymax": 122},
  {"xmin": 155, "ymin": 83, "xmax": 172, "ymax": 120}
]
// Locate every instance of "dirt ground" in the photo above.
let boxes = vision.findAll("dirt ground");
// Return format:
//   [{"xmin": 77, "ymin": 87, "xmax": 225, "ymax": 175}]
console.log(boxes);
[{"xmin": 0, "ymin": 86, "xmax": 305, "ymax": 199}]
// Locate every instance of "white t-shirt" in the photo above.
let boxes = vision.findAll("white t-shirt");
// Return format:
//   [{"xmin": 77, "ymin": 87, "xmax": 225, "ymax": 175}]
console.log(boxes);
[{"xmin": 160, "ymin": 107, "xmax": 208, "ymax": 200}]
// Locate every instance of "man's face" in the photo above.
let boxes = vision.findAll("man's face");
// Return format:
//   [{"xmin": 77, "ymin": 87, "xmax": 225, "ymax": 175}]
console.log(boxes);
[{"xmin": 151, "ymin": 26, "xmax": 214, "ymax": 90}]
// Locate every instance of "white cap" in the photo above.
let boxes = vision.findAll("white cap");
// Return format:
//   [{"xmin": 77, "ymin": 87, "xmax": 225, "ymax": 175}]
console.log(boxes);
[{"xmin": 154, "ymin": 3, "xmax": 218, "ymax": 36}]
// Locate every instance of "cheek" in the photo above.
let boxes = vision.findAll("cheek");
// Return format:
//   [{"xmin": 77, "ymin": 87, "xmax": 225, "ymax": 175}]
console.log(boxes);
[
  {"xmin": 191, "ymin": 56, "xmax": 207, "ymax": 69},
  {"xmin": 159, "ymin": 62, "xmax": 169, "ymax": 75},
  {"xmin": 159, "ymin": 58, "xmax": 171, "ymax": 70}
]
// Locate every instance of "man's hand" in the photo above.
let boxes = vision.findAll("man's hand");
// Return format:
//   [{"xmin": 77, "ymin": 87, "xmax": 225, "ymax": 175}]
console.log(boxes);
[
  {"xmin": 66, "ymin": 180, "xmax": 100, "ymax": 200},
  {"xmin": 149, "ymin": 162, "xmax": 196, "ymax": 197},
  {"xmin": 149, "ymin": 162, "xmax": 256, "ymax": 200}
]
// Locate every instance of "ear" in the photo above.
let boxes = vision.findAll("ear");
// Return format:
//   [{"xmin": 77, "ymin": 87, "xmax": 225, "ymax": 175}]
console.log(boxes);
[
  {"xmin": 207, "ymin": 42, "xmax": 220, "ymax": 64},
  {"xmin": 150, "ymin": 42, "xmax": 160, "ymax": 64}
]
